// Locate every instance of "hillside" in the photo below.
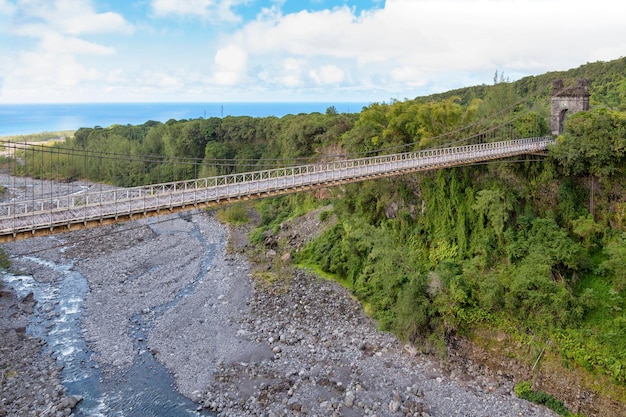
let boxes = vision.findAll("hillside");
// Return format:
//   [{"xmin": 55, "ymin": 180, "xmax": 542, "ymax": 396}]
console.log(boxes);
[{"xmin": 424, "ymin": 56, "xmax": 626, "ymax": 110}]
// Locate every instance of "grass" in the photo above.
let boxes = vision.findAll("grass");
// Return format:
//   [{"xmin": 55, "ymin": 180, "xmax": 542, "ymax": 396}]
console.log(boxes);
[
  {"xmin": 250, "ymin": 267, "xmax": 292, "ymax": 294},
  {"xmin": 0, "ymin": 249, "xmax": 10, "ymax": 270},
  {"xmin": 566, "ymin": 271, "xmax": 626, "ymax": 384},
  {"xmin": 215, "ymin": 203, "xmax": 250, "ymax": 225},
  {"xmin": 514, "ymin": 381, "xmax": 576, "ymax": 416},
  {"xmin": 296, "ymin": 259, "xmax": 353, "ymax": 290},
  {"xmin": 466, "ymin": 312, "xmax": 626, "ymax": 415}
]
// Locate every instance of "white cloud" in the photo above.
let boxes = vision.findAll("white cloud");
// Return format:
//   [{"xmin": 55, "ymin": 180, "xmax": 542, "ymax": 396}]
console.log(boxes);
[
  {"xmin": 242, "ymin": 7, "xmax": 359, "ymax": 58},
  {"xmin": 40, "ymin": 32, "xmax": 116, "ymax": 56},
  {"xmin": 9, "ymin": 0, "xmax": 133, "ymax": 60},
  {"xmin": 309, "ymin": 65, "xmax": 344, "ymax": 85},
  {"xmin": 0, "ymin": 0, "xmax": 136, "ymax": 100},
  {"xmin": 0, "ymin": 0, "xmax": 14, "ymax": 14},
  {"xmin": 278, "ymin": 58, "xmax": 302, "ymax": 87},
  {"xmin": 158, "ymin": 75, "xmax": 183, "ymax": 89},
  {"xmin": 390, "ymin": 67, "xmax": 426, "ymax": 87},
  {"xmin": 12, "ymin": 51, "xmax": 101, "ymax": 90},
  {"xmin": 3, "ymin": 0, "xmax": 626, "ymax": 103},
  {"xmin": 14, "ymin": 0, "xmax": 133, "ymax": 36},
  {"xmin": 63, "ymin": 10, "xmax": 133, "ymax": 36},
  {"xmin": 212, "ymin": 45, "xmax": 248, "ymax": 86},
  {"xmin": 151, "ymin": 0, "xmax": 245, "ymax": 23},
  {"xmin": 214, "ymin": 0, "xmax": 626, "ymax": 99}
]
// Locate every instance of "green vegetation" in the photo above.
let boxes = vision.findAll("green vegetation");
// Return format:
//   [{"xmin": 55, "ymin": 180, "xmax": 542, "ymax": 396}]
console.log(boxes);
[
  {"xmin": 514, "ymin": 381, "xmax": 574, "ymax": 416},
  {"xmin": 0, "ymin": 131, "xmax": 74, "ymax": 142},
  {"xmin": 0, "ymin": 249, "xmax": 10, "ymax": 270},
  {"xmin": 215, "ymin": 203, "xmax": 249, "ymax": 225},
  {"xmin": 10, "ymin": 56, "xmax": 626, "ymax": 414},
  {"xmin": 294, "ymin": 106, "xmax": 626, "ymax": 394},
  {"xmin": 13, "ymin": 112, "xmax": 357, "ymax": 186},
  {"xmin": 0, "ymin": 248, "xmax": 11, "ymax": 291}
]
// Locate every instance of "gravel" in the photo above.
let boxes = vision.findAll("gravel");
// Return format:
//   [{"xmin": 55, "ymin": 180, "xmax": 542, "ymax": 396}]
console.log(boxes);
[
  {"xmin": 0, "ymin": 282, "xmax": 79, "ymax": 417},
  {"xmin": 199, "ymin": 265, "xmax": 558, "ymax": 417}
]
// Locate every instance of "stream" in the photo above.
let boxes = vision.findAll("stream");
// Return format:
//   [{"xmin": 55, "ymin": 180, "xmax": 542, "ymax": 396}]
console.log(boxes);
[{"xmin": 2, "ymin": 217, "xmax": 217, "ymax": 417}]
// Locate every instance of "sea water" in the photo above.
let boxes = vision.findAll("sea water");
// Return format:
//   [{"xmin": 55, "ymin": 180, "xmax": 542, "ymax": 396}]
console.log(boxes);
[{"xmin": 0, "ymin": 102, "xmax": 370, "ymax": 136}]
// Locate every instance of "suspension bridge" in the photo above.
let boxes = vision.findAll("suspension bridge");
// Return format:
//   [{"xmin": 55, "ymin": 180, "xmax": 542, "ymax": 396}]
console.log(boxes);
[
  {"xmin": 0, "ymin": 135, "xmax": 554, "ymax": 241},
  {"xmin": 0, "ymin": 78, "xmax": 589, "ymax": 242}
]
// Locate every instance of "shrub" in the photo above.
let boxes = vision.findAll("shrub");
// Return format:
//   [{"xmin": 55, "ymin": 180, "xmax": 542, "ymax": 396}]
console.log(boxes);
[
  {"xmin": 514, "ymin": 381, "xmax": 572, "ymax": 416},
  {"xmin": 216, "ymin": 203, "xmax": 249, "ymax": 225},
  {"xmin": 0, "ymin": 249, "xmax": 10, "ymax": 270}
]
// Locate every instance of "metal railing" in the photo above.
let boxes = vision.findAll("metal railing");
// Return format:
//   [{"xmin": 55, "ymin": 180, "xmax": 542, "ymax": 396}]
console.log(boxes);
[{"xmin": 0, "ymin": 136, "xmax": 554, "ymax": 236}]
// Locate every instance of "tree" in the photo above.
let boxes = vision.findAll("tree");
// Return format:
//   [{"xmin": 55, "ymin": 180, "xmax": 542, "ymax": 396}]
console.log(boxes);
[
  {"xmin": 552, "ymin": 108, "xmax": 626, "ymax": 178},
  {"xmin": 601, "ymin": 235, "xmax": 626, "ymax": 290},
  {"xmin": 551, "ymin": 108, "xmax": 626, "ymax": 215},
  {"xmin": 473, "ymin": 188, "xmax": 512, "ymax": 241},
  {"xmin": 416, "ymin": 97, "xmax": 464, "ymax": 147},
  {"xmin": 479, "ymin": 72, "xmax": 520, "ymax": 120},
  {"xmin": 571, "ymin": 214, "xmax": 603, "ymax": 249},
  {"xmin": 343, "ymin": 103, "xmax": 389, "ymax": 155},
  {"xmin": 383, "ymin": 100, "xmax": 421, "ymax": 148}
]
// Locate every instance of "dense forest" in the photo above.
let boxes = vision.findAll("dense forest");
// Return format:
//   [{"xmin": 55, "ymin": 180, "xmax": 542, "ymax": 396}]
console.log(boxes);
[{"xmin": 11, "ymin": 57, "xmax": 626, "ymax": 415}]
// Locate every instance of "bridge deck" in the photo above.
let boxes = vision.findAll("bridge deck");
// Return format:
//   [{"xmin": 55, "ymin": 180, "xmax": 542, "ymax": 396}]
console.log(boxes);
[{"xmin": 0, "ymin": 137, "xmax": 554, "ymax": 241}]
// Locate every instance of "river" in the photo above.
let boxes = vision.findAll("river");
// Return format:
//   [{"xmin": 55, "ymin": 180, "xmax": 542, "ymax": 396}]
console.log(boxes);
[{"xmin": 2, "ymin": 214, "xmax": 223, "ymax": 416}]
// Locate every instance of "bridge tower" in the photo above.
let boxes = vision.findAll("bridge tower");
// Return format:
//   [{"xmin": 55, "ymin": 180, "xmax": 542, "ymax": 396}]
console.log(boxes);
[{"xmin": 550, "ymin": 78, "xmax": 590, "ymax": 135}]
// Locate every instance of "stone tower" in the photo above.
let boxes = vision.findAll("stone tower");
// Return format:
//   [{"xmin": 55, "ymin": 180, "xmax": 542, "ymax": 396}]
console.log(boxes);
[{"xmin": 550, "ymin": 78, "xmax": 590, "ymax": 135}]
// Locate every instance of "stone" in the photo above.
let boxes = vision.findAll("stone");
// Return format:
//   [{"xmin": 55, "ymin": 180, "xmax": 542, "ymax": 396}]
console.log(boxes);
[
  {"xmin": 344, "ymin": 390, "xmax": 355, "ymax": 407},
  {"xmin": 403, "ymin": 344, "xmax": 418, "ymax": 357},
  {"xmin": 67, "ymin": 395, "xmax": 83, "ymax": 409},
  {"xmin": 287, "ymin": 398, "xmax": 301, "ymax": 412},
  {"xmin": 389, "ymin": 400, "xmax": 400, "ymax": 413}
]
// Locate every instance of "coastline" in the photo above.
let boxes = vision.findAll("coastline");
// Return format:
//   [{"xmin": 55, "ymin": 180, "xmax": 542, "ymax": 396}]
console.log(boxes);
[{"xmin": 0, "ymin": 102, "xmax": 369, "ymax": 137}]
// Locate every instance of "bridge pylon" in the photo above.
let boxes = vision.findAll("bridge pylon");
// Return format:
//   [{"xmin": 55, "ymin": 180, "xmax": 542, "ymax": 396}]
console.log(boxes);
[{"xmin": 550, "ymin": 78, "xmax": 590, "ymax": 135}]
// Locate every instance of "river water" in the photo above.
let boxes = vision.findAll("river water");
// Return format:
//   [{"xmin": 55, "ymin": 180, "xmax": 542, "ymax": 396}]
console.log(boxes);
[{"xmin": 2, "ymin": 221, "xmax": 217, "ymax": 417}]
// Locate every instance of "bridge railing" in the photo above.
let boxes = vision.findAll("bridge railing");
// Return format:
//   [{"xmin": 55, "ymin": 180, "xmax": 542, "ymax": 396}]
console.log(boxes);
[{"xmin": 0, "ymin": 136, "xmax": 554, "ymax": 234}]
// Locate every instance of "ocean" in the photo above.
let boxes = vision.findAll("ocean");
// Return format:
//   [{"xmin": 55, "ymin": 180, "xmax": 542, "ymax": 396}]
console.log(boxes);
[{"xmin": 0, "ymin": 102, "xmax": 370, "ymax": 136}]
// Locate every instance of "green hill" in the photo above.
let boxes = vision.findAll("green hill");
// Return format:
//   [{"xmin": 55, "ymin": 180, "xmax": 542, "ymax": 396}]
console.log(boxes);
[{"xmin": 425, "ymin": 56, "xmax": 626, "ymax": 110}]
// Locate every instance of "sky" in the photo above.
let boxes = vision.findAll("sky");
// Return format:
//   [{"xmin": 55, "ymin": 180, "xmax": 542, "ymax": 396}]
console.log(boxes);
[{"xmin": 0, "ymin": 0, "xmax": 625, "ymax": 104}]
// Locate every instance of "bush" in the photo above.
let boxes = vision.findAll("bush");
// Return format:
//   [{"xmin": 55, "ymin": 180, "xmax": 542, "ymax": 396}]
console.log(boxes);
[
  {"xmin": 0, "ymin": 249, "xmax": 10, "ymax": 270},
  {"xmin": 514, "ymin": 381, "xmax": 573, "ymax": 416},
  {"xmin": 318, "ymin": 209, "xmax": 331, "ymax": 222},
  {"xmin": 215, "ymin": 203, "xmax": 249, "ymax": 225}
]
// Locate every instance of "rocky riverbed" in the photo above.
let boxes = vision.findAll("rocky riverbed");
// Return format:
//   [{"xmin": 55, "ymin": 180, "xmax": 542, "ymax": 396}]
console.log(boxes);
[
  {"xmin": 0, "ymin": 288, "xmax": 82, "ymax": 417},
  {"xmin": 1, "ymin": 208, "xmax": 560, "ymax": 417}
]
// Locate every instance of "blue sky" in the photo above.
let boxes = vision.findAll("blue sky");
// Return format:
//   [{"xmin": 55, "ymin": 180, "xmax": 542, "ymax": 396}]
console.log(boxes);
[{"xmin": 1, "ymin": 0, "xmax": 625, "ymax": 103}]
